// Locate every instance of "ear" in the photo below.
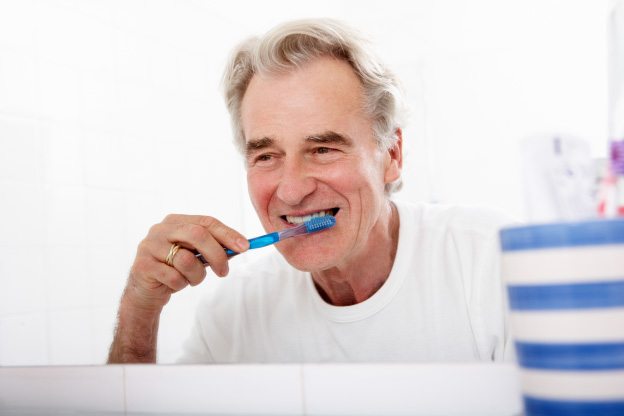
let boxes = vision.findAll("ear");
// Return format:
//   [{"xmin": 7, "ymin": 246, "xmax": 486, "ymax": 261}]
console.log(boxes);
[{"xmin": 384, "ymin": 128, "xmax": 403, "ymax": 184}]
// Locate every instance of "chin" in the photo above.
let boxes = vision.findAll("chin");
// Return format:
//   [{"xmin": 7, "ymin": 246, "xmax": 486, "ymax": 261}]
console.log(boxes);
[{"xmin": 276, "ymin": 245, "xmax": 337, "ymax": 272}]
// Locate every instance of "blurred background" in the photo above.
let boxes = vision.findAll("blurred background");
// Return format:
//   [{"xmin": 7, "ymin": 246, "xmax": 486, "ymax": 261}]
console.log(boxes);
[{"xmin": 0, "ymin": 0, "xmax": 609, "ymax": 365}]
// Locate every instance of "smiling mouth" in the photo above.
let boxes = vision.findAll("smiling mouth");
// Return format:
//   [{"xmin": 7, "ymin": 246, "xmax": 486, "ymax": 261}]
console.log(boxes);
[{"xmin": 281, "ymin": 208, "xmax": 339, "ymax": 225}]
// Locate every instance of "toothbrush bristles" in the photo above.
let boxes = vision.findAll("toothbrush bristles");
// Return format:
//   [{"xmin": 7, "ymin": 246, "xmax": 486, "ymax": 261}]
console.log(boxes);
[
  {"xmin": 305, "ymin": 216, "xmax": 336, "ymax": 232},
  {"xmin": 279, "ymin": 216, "xmax": 336, "ymax": 240}
]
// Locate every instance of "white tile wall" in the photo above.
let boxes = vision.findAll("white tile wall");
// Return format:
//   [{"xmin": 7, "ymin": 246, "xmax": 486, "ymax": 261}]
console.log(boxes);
[
  {"xmin": 0, "ymin": 1, "xmax": 37, "ymax": 50},
  {"xmin": 0, "ymin": 246, "xmax": 46, "ymax": 317},
  {"xmin": 0, "ymin": 182, "xmax": 46, "ymax": 247},
  {"xmin": 33, "ymin": 3, "xmax": 116, "ymax": 72},
  {"xmin": 38, "ymin": 63, "xmax": 82, "ymax": 124},
  {"xmin": 48, "ymin": 309, "xmax": 93, "ymax": 365},
  {"xmin": 44, "ymin": 184, "xmax": 88, "ymax": 246},
  {"xmin": 0, "ymin": 48, "xmax": 39, "ymax": 118},
  {"xmin": 85, "ymin": 188, "xmax": 127, "ymax": 245},
  {"xmin": 90, "ymin": 273, "xmax": 126, "ymax": 308},
  {"xmin": 89, "ymin": 304, "xmax": 118, "ymax": 364},
  {"xmin": 0, "ymin": 313, "xmax": 48, "ymax": 366},
  {"xmin": 0, "ymin": 116, "xmax": 44, "ymax": 183},
  {"xmin": 43, "ymin": 122, "xmax": 84, "ymax": 185},
  {"xmin": 0, "ymin": 0, "xmax": 248, "ymax": 366},
  {"xmin": 124, "ymin": 190, "xmax": 163, "ymax": 243},
  {"xmin": 44, "ymin": 245, "xmax": 90, "ymax": 310},
  {"xmin": 83, "ymin": 132, "xmax": 127, "ymax": 189}
]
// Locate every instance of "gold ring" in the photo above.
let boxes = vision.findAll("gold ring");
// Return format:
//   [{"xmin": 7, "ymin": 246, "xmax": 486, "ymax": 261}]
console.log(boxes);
[{"xmin": 165, "ymin": 243, "xmax": 181, "ymax": 267}]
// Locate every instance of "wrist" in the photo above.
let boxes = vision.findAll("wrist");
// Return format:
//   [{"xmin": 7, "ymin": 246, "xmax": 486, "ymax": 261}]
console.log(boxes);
[
  {"xmin": 109, "ymin": 291, "xmax": 162, "ymax": 364},
  {"xmin": 121, "ymin": 281, "xmax": 167, "ymax": 316}
]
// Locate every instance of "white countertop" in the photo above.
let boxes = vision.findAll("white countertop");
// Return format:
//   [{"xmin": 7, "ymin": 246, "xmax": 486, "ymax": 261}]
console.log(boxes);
[{"xmin": 0, "ymin": 362, "xmax": 523, "ymax": 415}]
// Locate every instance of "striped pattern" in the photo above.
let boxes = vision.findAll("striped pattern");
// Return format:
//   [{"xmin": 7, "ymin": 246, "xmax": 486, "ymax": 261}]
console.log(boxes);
[
  {"xmin": 500, "ymin": 219, "xmax": 624, "ymax": 416},
  {"xmin": 521, "ymin": 370, "xmax": 624, "ymax": 399},
  {"xmin": 515, "ymin": 342, "xmax": 624, "ymax": 370},
  {"xmin": 524, "ymin": 396, "xmax": 624, "ymax": 416},
  {"xmin": 507, "ymin": 280, "xmax": 624, "ymax": 310},
  {"xmin": 503, "ymin": 246, "xmax": 624, "ymax": 284},
  {"xmin": 500, "ymin": 219, "xmax": 624, "ymax": 251},
  {"xmin": 511, "ymin": 310, "xmax": 624, "ymax": 343}
]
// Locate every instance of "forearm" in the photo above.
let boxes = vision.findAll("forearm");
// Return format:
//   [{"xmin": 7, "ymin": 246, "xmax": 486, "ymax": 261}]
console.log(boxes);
[{"xmin": 107, "ymin": 291, "xmax": 163, "ymax": 364}]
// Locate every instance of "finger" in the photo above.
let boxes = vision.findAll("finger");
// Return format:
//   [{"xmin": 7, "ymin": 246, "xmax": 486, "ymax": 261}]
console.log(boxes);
[
  {"xmin": 176, "ymin": 232, "xmax": 229, "ymax": 277},
  {"xmin": 148, "ymin": 228, "xmax": 229, "ymax": 277},
  {"xmin": 142, "ymin": 238, "xmax": 211, "ymax": 281},
  {"xmin": 149, "ymin": 259, "xmax": 190, "ymax": 293},
  {"xmin": 159, "ymin": 215, "xmax": 249, "ymax": 253},
  {"xmin": 150, "ymin": 222, "xmax": 239, "ymax": 276},
  {"xmin": 169, "ymin": 247, "xmax": 207, "ymax": 286},
  {"xmin": 196, "ymin": 216, "xmax": 250, "ymax": 252}
]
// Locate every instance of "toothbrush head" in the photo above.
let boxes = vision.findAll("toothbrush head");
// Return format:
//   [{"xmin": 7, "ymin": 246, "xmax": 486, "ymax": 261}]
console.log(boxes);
[
  {"xmin": 278, "ymin": 215, "xmax": 336, "ymax": 240},
  {"xmin": 304, "ymin": 216, "xmax": 336, "ymax": 233}
]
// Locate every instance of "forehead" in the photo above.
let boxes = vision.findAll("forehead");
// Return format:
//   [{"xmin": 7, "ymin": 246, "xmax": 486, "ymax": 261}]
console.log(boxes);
[{"xmin": 240, "ymin": 57, "xmax": 369, "ymax": 143}]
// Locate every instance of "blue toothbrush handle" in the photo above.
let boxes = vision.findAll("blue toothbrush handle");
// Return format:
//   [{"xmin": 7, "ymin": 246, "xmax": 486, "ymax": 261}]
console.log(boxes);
[
  {"xmin": 226, "ymin": 233, "xmax": 279, "ymax": 256},
  {"xmin": 247, "ymin": 232, "xmax": 280, "ymax": 250},
  {"xmin": 195, "ymin": 216, "xmax": 334, "ymax": 266},
  {"xmin": 196, "ymin": 232, "xmax": 280, "ymax": 264}
]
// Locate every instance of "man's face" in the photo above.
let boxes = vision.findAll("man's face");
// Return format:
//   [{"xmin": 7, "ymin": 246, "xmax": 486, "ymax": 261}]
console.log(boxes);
[{"xmin": 240, "ymin": 56, "xmax": 400, "ymax": 271}]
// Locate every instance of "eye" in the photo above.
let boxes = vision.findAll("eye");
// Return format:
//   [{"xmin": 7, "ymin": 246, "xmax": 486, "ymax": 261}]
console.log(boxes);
[
  {"xmin": 248, "ymin": 153, "xmax": 275, "ymax": 167},
  {"xmin": 310, "ymin": 146, "xmax": 342, "ymax": 163},
  {"xmin": 314, "ymin": 147, "xmax": 332, "ymax": 154}
]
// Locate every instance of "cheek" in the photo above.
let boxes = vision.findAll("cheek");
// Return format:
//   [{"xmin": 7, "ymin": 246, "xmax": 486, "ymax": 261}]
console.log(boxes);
[
  {"xmin": 247, "ymin": 172, "xmax": 273, "ymax": 213},
  {"xmin": 321, "ymin": 156, "xmax": 385, "ymax": 193}
]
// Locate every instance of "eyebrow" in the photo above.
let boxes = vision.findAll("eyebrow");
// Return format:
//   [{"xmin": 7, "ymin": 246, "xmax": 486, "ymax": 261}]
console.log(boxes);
[
  {"xmin": 245, "ymin": 137, "xmax": 274, "ymax": 158},
  {"xmin": 245, "ymin": 131, "xmax": 353, "ymax": 158},
  {"xmin": 305, "ymin": 131, "xmax": 353, "ymax": 146}
]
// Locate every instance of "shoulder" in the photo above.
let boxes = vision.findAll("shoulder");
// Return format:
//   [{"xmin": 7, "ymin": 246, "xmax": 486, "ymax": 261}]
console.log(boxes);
[{"xmin": 394, "ymin": 199, "xmax": 517, "ymax": 242}]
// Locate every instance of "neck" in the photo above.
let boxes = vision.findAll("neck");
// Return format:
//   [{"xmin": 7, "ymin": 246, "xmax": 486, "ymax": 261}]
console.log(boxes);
[{"xmin": 311, "ymin": 201, "xmax": 400, "ymax": 306}]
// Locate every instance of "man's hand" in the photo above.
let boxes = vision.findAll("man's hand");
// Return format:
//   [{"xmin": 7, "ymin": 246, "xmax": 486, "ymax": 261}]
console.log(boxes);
[
  {"xmin": 128, "ymin": 214, "xmax": 249, "ymax": 311},
  {"xmin": 107, "ymin": 214, "xmax": 249, "ymax": 363}
]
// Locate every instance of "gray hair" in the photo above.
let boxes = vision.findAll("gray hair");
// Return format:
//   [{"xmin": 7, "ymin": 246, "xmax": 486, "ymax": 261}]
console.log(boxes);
[{"xmin": 222, "ymin": 18, "xmax": 405, "ymax": 193}]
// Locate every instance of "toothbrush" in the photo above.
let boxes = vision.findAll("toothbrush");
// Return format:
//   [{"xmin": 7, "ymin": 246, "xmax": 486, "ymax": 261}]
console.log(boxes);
[{"xmin": 194, "ymin": 215, "xmax": 336, "ymax": 266}]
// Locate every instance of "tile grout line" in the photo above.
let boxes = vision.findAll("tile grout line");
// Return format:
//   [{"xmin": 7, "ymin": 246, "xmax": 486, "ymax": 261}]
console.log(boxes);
[
  {"xmin": 122, "ymin": 365, "xmax": 127, "ymax": 416},
  {"xmin": 299, "ymin": 364, "xmax": 307, "ymax": 416}
]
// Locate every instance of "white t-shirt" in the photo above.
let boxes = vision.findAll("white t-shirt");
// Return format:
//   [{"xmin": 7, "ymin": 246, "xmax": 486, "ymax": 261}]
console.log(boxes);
[{"xmin": 177, "ymin": 200, "xmax": 514, "ymax": 363}]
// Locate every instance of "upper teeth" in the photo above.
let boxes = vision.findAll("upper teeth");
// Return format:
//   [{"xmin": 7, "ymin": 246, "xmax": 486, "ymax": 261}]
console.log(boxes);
[{"xmin": 286, "ymin": 210, "xmax": 333, "ymax": 224}]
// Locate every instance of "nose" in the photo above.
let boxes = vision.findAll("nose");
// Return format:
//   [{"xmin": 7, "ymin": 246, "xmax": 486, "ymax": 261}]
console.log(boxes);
[{"xmin": 275, "ymin": 159, "xmax": 317, "ymax": 206}]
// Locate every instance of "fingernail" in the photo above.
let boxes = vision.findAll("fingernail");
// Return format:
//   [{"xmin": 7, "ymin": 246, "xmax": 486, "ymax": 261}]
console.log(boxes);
[{"xmin": 237, "ymin": 238, "xmax": 248, "ymax": 251}]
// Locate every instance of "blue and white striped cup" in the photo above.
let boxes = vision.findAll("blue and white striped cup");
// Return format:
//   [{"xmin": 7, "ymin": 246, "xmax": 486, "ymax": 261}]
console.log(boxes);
[{"xmin": 500, "ymin": 218, "xmax": 624, "ymax": 416}]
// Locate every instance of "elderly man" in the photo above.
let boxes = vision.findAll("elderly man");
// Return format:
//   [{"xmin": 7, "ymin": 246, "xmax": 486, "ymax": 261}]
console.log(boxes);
[{"xmin": 108, "ymin": 19, "xmax": 512, "ymax": 364}]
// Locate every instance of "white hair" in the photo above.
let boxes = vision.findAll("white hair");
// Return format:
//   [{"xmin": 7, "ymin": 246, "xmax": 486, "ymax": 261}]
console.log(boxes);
[{"xmin": 222, "ymin": 18, "xmax": 406, "ymax": 193}]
